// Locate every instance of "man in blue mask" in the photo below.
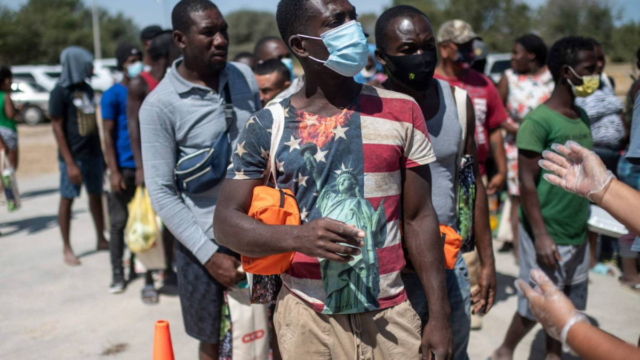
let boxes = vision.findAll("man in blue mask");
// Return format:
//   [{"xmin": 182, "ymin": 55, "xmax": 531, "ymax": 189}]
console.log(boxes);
[
  {"xmin": 214, "ymin": 0, "xmax": 453, "ymax": 358},
  {"xmin": 375, "ymin": 6, "xmax": 497, "ymax": 360}
]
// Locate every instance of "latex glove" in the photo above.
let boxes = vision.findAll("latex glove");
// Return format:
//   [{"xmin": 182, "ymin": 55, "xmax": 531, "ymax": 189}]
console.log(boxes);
[
  {"xmin": 539, "ymin": 140, "xmax": 615, "ymax": 202},
  {"xmin": 516, "ymin": 269, "xmax": 586, "ymax": 341}
]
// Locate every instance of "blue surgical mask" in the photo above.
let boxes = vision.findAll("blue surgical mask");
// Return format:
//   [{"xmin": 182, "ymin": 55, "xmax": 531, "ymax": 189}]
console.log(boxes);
[
  {"xmin": 298, "ymin": 21, "xmax": 368, "ymax": 77},
  {"xmin": 126, "ymin": 61, "xmax": 144, "ymax": 78},
  {"xmin": 281, "ymin": 58, "xmax": 294, "ymax": 81}
]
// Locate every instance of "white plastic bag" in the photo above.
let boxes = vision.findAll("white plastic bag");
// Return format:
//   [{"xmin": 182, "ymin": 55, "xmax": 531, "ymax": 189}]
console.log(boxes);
[
  {"xmin": 1, "ymin": 152, "xmax": 20, "ymax": 212},
  {"xmin": 227, "ymin": 288, "xmax": 270, "ymax": 360}
]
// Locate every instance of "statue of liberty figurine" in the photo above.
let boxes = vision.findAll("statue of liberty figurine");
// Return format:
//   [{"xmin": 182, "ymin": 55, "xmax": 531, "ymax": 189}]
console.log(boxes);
[{"xmin": 302, "ymin": 144, "xmax": 387, "ymax": 314}]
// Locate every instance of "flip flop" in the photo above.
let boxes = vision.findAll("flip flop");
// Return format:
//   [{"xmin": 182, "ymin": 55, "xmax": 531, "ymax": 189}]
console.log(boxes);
[{"xmin": 141, "ymin": 285, "xmax": 159, "ymax": 305}]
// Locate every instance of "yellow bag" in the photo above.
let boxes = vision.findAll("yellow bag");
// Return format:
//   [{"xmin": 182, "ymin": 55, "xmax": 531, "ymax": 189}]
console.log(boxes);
[{"xmin": 125, "ymin": 187, "xmax": 159, "ymax": 254}]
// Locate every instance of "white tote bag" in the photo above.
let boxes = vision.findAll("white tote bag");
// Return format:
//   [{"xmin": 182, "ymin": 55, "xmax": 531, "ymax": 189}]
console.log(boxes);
[{"xmin": 226, "ymin": 288, "xmax": 270, "ymax": 360}]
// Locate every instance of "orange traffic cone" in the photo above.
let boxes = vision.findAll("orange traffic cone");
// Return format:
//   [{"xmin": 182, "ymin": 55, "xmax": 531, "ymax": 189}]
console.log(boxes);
[{"xmin": 153, "ymin": 320, "xmax": 175, "ymax": 360}]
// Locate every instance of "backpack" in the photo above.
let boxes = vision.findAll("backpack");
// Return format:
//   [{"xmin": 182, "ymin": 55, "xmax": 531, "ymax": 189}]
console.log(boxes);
[{"xmin": 241, "ymin": 104, "xmax": 299, "ymax": 275}]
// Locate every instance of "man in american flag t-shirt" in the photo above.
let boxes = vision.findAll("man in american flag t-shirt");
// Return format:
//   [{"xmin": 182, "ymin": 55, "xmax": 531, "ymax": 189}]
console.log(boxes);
[
  {"xmin": 214, "ymin": 0, "xmax": 453, "ymax": 358},
  {"xmin": 227, "ymin": 86, "xmax": 436, "ymax": 314}
]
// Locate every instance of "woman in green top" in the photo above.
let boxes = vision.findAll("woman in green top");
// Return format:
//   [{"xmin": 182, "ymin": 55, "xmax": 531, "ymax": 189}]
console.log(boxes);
[{"xmin": 0, "ymin": 67, "xmax": 18, "ymax": 170}]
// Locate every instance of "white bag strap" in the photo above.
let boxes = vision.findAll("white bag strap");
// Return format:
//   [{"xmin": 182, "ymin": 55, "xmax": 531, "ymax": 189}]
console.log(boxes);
[
  {"xmin": 454, "ymin": 86, "xmax": 468, "ymax": 159},
  {"xmin": 266, "ymin": 104, "xmax": 285, "ymax": 190}
]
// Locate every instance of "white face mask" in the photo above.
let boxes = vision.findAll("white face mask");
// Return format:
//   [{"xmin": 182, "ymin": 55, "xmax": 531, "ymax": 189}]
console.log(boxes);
[{"xmin": 297, "ymin": 21, "xmax": 369, "ymax": 77}]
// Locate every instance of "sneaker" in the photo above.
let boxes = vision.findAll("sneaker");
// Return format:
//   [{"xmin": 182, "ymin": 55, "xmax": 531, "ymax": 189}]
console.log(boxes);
[{"xmin": 109, "ymin": 270, "xmax": 126, "ymax": 294}]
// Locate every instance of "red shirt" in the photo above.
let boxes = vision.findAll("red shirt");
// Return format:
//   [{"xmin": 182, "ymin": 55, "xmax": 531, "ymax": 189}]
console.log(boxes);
[
  {"xmin": 140, "ymin": 71, "xmax": 160, "ymax": 92},
  {"xmin": 435, "ymin": 70, "xmax": 508, "ymax": 174}
]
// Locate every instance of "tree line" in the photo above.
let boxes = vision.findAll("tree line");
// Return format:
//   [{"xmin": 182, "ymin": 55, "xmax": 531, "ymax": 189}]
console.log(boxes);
[{"xmin": 1, "ymin": 0, "xmax": 639, "ymax": 66}]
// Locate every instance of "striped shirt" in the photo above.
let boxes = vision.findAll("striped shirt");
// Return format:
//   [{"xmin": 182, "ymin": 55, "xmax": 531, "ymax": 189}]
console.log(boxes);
[
  {"xmin": 227, "ymin": 85, "xmax": 436, "ymax": 314},
  {"xmin": 140, "ymin": 60, "xmax": 261, "ymax": 265}
]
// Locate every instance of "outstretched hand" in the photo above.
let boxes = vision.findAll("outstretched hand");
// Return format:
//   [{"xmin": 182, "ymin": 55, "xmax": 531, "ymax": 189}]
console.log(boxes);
[
  {"xmin": 516, "ymin": 269, "xmax": 584, "ymax": 340},
  {"xmin": 539, "ymin": 141, "xmax": 614, "ymax": 202}
]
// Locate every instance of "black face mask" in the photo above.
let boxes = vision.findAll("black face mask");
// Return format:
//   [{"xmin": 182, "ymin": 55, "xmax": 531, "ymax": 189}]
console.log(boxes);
[{"xmin": 384, "ymin": 49, "xmax": 437, "ymax": 92}]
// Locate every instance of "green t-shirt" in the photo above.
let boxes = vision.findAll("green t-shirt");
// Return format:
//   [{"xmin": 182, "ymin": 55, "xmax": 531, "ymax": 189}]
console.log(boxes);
[
  {"xmin": 517, "ymin": 104, "xmax": 593, "ymax": 246},
  {"xmin": 0, "ymin": 92, "xmax": 17, "ymax": 132}
]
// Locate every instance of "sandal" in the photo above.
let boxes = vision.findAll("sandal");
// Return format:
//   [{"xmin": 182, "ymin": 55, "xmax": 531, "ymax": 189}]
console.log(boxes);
[{"xmin": 141, "ymin": 285, "xmax": 159, "ymax": 305}]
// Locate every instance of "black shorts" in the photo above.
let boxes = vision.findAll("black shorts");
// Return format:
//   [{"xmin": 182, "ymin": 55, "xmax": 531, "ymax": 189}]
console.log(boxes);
[{"xmin": 176, "ymin": 241, "xmax": 237, "ymax": 344}]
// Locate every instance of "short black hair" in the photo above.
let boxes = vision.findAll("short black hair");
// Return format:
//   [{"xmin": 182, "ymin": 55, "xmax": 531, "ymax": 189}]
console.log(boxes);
[
  {"xmin": 148, "ymin": 32, "xmax": 175, "ymax": 61},
  {"xmin": 255, "ymin": 59, "xmax": 291, "ymax": 81},
  {"xmin": 375, "ymin": 5, "xmax": 430, "ymax": 52},
  {"xmin": 515, "ymin": 34, "xmax": 548, "ymax": 68},
  {"xmin": 254, "ymin": 36, "xmax": 286, "ymax": 57},
  {"xmin": 276, "ymin": 0, "xmax": 315, "ymax": 48},
  {"xmin": 140, "ymin": 25, "xmax": 164, "ymax": 42},
  {"xmin": 172, "ymin": 0, "xmax": 218, "ymax": 34},
  {"xmin": 234, "ymin": 52, "xmax": 254, "ymax": 62},
  {"xmin": 0, "ymin": 67, "xmax": 12, "ymax": 84},
  {"xmin": 636, "ymin": 47, "xmax": 640, "ymax": 62},
  {"xmin": 547, "ymin": 36, "xmax": 595, "ymax": 82}
]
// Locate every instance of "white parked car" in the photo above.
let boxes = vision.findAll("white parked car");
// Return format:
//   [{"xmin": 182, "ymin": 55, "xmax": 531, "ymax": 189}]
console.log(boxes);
[
  {"xmin": 11, "ymin": 65, "xmax": 60, "ymax": 92},
  {"xmin": 11, "ymin": 58, "xmax": 121, "ymax": 93},
  {"xmin": 483, "ymin": 53, "xmax": 512, "ymax": 84},
  {"xmin": 10, "ymin": 79, "xmax": 50, "ymax": 125}
]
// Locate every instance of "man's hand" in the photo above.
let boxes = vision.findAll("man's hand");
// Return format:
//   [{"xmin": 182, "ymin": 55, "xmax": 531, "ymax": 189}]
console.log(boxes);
[
  {"xmin": 486, "ymin": 173, "xmax": 506, "ymax": 195},
  {"xmin": 422, "ymin": 318, "xmax": 454, "ymax": 360},
  {"xmin": 135, "ymin": 168, "xmax": 145, "ymax": 187},
  {"xmin": 471, "ymin": 261, "xmax": 496, "ymax": 315},
  {"xmin": 67, "ymin": 163, "xmax": 82, "ymax": 186},
  {"xmin": 110, "ymin": 171, "xmax": 126, "ymax": 194},
  {"xmin": 204, "ymin": 252, "xmax": 245, "ymax": 288},
  {"xmin": 535, "ymin": 234, "xmax": 561, "ymax": 269},
  {"xmin": 294, "ymin": 218, "xmax": 365, "ymax": 263}
]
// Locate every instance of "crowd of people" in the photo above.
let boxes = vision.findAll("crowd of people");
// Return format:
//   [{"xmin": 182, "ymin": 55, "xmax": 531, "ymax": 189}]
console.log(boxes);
[{"xmin": 1, "ymin": 0, "xmax": 639, "ymax": 359}]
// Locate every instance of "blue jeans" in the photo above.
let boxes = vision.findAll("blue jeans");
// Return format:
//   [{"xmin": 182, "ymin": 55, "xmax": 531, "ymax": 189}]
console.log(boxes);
[
  {"xmin": 59, "ymin": 157, "xmax": 104, "ymax": 199},
  {"xmin": 402, "ymin": 255, "xmax": 471, "ymax": 360}
]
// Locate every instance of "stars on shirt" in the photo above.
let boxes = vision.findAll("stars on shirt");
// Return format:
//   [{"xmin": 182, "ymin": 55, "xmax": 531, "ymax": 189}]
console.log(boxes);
[
  {"xmin": 300, "ymin": 207, "xmax": 309, "ymax": 222},
  {"xmin": 246, "ymin": 116, "xmax": 255, "ymax": 128},
  {"xmin": 332, "ymin": 123, "xmax": 349, "ymax": 140},
  {"xmin": 236, "ymin": 141, "xmax": 248, "ymax": 158},
  {"xmin": 295, "ymin": 173, "xmax": 309, "ymax": 187},
  {"xmin": 314, "ymin": 148, "xmax": 328, "ymax": 163},
  {"xmin": 305, "ymin": 114, "xmax": 320, "ymax": 127},
  {"xmin": 260, "ymin": 147, "xmax": 270, "ymax": 160},
  {"xmin": 285, "ymin": 136, "xmax": 301, "ymax": 152},
  {"xmin": 234, "ymin": 169, "xmax": 249, "ymax": 180},
  {"xmin": 276, "ymin": 160, "xmax": 285, "ymax": 173}
]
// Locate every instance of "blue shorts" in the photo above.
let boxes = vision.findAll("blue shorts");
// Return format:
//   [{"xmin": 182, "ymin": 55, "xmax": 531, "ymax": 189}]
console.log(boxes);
[{"xmin": 59, "ymin": 157, "xmax": 104, "ymax": 199}]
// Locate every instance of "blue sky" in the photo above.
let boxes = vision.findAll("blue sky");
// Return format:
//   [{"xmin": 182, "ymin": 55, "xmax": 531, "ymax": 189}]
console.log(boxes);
[{"xmin": 5, "ymin": 0, "xmax": 640, "ymax": 28}]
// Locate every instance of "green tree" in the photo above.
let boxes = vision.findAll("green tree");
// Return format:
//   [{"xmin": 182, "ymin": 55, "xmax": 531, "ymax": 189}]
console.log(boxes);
[
  {"xmin": 226, "ymin": 10, "xmax": 279, "ymax": 56},
  {"xmin": 0, "ymin": 0, "xmax": 138, "ymax": 65}
]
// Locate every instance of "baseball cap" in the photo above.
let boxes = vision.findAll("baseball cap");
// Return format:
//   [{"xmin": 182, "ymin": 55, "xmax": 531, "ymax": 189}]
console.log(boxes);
[
  {"xmin": 437, "ymin": 20, "xmax": 481, "ymax": 45},
  {"xmin": 115, "ymin": 42, "xmax": 142, "ymax": 69},
  {"xmin": 141, "ymin": 25, "xmax": 166, "ymax": 42}
]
